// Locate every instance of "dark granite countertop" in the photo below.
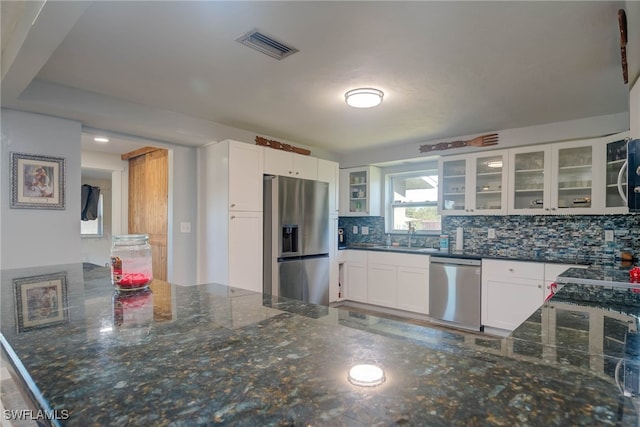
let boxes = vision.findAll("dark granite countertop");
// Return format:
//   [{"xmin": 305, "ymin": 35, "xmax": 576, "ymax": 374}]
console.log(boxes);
[
  {"xmin": 557, "ymin": 266, "xmax": 640, "ymax": 288},
  {"xmin": 1, "ymin": 263, "xmax": 638, "ymax": 426},
  {"xmin": 346, "ymin": 244, "xmax": 593, "ymax": 265}
]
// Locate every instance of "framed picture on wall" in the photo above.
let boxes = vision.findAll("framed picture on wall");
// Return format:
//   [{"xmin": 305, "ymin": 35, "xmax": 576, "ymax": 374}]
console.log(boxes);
[
  {"xmin": 10, "ymin": 152, "xmax": 66, "ymax": 209},
  {"xmin": 13, "ymin": 272, "xmax": 69, "ymax": 333}
]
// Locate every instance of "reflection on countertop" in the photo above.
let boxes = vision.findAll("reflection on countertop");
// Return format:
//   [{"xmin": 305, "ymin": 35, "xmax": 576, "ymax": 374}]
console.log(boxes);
[{"xmin": 0, "ymin": 263, "xmax": 637, "ymax": 426}]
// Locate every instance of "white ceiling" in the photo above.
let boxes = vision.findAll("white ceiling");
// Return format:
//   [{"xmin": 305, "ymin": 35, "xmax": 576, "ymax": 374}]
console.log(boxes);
[{"xmin": 2, "ymin": 1, "xmax": 638, "ymax": 157}]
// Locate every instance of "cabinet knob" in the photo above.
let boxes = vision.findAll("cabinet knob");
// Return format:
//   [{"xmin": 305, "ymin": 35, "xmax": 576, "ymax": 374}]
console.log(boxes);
[
  {"xmin": 295, "ymin": 171, "xmax": 299, "ymax": 175},
  {"xmin": 509, "ymin": 268, "xmax": 514, "ymax": 272},
  {"xmin": 545, "ymin": 208, "xmax": 549, "ymax": 211},
  {"xmin": 551, "ymin": 208, "xmax": 556, "ymax": 211},
  {"xmin": 538, "ymin": 285, "xmax": 542, "ymax": 288},
  {"xmin": 289, "ymin": 171, "xmax": 293, "ymax": 174},
  {"xmin": 231, "ymin": 215, "xmax": 236, "ymax": 220},
  {"xmin": 470, "ymin": 209, "xmax": 474, "ymax": 212},
  {"xmin": 230, "ymin": 203, "xmax": 236, "ymax": 208}
]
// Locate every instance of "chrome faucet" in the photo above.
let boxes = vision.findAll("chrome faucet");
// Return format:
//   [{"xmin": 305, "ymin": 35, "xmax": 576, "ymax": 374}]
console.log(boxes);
[{"xmin": 407, "ymin": 223, "xmax": 416, "ymax": 248}]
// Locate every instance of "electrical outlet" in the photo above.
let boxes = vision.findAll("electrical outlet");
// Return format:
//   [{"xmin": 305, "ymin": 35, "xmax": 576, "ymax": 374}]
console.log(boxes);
[
  {"xmin": 180, "ymin": 222, "xmax": 192, "ymax": 233},
  {"xmin": 488, "ymin": 228, "xmax": 496, "ymax": 239},
  {"xmin": 352, "ymin": 226, "xmax": 358, "ymax": 234},
  {"xmin": 361, "ymin": 226, "xmax": 369, "ymax": 235},
  {"xmin": 605, "ymin": 230, "xmax": 614, "ymax": 242}
]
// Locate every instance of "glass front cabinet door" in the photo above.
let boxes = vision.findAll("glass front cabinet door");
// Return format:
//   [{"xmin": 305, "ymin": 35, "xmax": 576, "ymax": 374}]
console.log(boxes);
[
  {"xmin": 472, "ymin": 151, "xmax": 508, "ymax": 215},
  {"xmin": 339, "ymin": 166, "xmax": 381, "ymax": 216},
  {"xmin": 439, "ymin": 156, "xmax": 469, "ymax": 215},
  {"xmin": 551, "ymin": 140, "xmax": 596, "ymax": 214},
  {"xmin": 508, "ymin": 146, "xmax": 551, "ymax": 214},
  {"xmin": 439, "ymin": 151, "xmax": 508, "ymax": 215},
  {"xmin": 603, "ymin": 134, "xmax": 629, "ymax": 213}
]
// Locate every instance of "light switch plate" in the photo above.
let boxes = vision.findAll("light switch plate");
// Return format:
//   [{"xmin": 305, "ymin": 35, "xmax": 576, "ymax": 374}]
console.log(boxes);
[
  {"xmin": 180, "ymin": 222, "xmax": 192, "ymax": 233},
  {"xmin": 361, "ymin": 226, "xmax": 369, "ymax": 235},
  {"xmin": 605, "ymin": 230, "xmax": 614, "ymax": 242},
  {"xmin": 488, "ymin": 228, "xmax": 496, "ymax": 239},
  {"xmin": 352, "ymin": 226, "xmax": 358, "ymax": 234}
]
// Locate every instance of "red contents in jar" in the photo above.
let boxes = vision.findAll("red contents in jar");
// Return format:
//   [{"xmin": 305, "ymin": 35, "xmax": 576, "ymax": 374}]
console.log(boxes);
[
  {"xmin": 630, "ymin": 267, "xmax": 640, "ymax": 283},
  {"xmin": 117, "ymin": 273, "xmax": 152, "ymax": 288}
]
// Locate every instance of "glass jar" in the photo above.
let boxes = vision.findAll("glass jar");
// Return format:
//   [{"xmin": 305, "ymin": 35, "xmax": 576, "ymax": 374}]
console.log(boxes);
[{"xmin": 110, "ymin": 234, "xmax": 153, "ymax": 290}]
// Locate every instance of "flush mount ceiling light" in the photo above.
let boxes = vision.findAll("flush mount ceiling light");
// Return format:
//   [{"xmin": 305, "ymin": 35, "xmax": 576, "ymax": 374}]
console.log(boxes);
[
  {"xmin": 345, "ymin": 88, "xmax": 384, "ymax": 108},
  {"xmin": 348, "ymin": 364, "xmax": 385, "ymax": 387},
  {"xmin": 487, "ymin": 160, "xmax": 503, "ymax": 168},
  {"xmin": 94, "ymin": 137, "xmax": 109, "ymax": 143}
]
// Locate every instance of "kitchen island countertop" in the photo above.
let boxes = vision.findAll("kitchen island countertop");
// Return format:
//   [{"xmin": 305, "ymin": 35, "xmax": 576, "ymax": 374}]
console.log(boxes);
[{"xmin": 1, "ymin": 263, "xmax": 638, "ymax": 426}]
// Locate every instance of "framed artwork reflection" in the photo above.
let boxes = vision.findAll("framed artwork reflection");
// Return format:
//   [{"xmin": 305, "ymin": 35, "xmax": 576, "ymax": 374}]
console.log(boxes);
[
  {"xmin": 13, "ymin": 272, "xmax": 69, "ymax": 333},
  {"xmin": 10, "ymin": 152, "xmax": 66, "ymax": 209}
]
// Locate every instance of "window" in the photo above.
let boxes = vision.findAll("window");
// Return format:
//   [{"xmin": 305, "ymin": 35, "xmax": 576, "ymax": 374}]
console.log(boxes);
[
  {"xmin": 387, "ymin": 171, "xmax": 440, "ymax": 233},
  {"xmin": 81, "ymin": 194, "xmax": 104, "ymax": 237}
]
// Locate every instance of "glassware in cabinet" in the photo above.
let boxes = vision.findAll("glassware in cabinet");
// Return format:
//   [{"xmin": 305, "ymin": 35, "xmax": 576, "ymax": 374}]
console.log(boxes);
[
  {"xmin": 474, "ymin": 154, "xmax": 504, "ymax": 211},
  {"xmin": 555, "ymin": 145, "xmax": 593, "ymax": 210},
  {"xmin": 441, "ymin": 159, "xmax": 466, "ymax": 212},
  {"xmin": 512, "ymin": 150, "xmax": 546, "ymax": 211},
  {"xmin": 605, "ymin": 139, "xmax": 627, "ymax": 209}
]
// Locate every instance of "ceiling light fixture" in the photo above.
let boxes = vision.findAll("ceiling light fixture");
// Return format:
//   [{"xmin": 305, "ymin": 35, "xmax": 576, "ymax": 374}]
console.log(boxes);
[
  {"xmin": 345, "ymin": 88, "xmax": 384, "ymax": 108},
  {"xmin": 348, "ymin": 364, "xmax": 386, "ymax": 387},
  {"xmin": 487, "ymin": 160, "xmax": 503, "ymax": 168},
  {"xmin": 94, "ymin": 137, "xmax": 110, "ymax": 143}
]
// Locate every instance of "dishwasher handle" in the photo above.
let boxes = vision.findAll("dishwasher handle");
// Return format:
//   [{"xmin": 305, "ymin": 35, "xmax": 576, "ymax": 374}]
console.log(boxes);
[{"xmin": 429, "ymin": 256, "xmax": 481, "ymax": 266}]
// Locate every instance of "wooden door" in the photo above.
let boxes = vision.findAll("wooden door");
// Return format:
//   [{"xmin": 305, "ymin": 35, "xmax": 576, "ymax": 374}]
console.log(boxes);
[{"xmin": 126, "ymin": 148, "xmax": 168, "ymax": 281}]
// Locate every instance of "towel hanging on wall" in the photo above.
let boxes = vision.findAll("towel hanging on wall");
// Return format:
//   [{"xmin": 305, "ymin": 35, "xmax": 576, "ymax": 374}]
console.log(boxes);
[{"xmin": 81, "ymin": 184, "xmax": 101, "ymax": 221}]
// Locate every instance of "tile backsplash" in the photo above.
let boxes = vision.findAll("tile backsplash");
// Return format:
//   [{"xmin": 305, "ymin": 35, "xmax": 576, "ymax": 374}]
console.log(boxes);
[{"xmin": 339, "ymin": 215, "xmax": 640, "ymax": 262}]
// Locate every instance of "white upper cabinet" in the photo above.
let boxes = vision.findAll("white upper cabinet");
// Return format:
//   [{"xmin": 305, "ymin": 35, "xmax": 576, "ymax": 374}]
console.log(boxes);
[
  {"xmin": 438, "ymin": 155, "xmax": 469, "ymax": 215},
  {"xmin": 229, "ymin": 141, "xmax": 264, "ymax": 211},
  {"xmin": 339, "ymin": 166, "xmax": 381, "ymax": 216},
  {"xmin": 263, "ymin": 148, "xmax": 318, "ymax": 180},
  {"xmin": 550, "ymin": 139, "xmax": 598, "ymax": 214},
  {"xmin": 471, "ymin": 151, "xmax": 508, "ymax": 215},
  {"xmin": 508, "ymin": 140, "xmax": 598, "ymax": 215},
  {"xmin": 507, "ymin": 145, "xmax": 552, "ymax": 214},
  {"xmin": 439, "ymin": 150, "xmax": 508, "ymax": 215},
  {"xmin": 318, "ymin": 159, "xmax": 340, "ymax": 214},
  {"xmin": 601, "ymin": 132, "xmax": 629, "ymax": 214}
]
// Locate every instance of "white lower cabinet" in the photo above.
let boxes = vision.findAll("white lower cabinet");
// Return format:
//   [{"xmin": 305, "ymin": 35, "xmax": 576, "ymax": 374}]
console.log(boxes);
[
  {"xmin": 396, "ymin": 266, "xmax": 429, "ymax": 314},
  {"xmin": 481, "ymin": 260, "xmax": 544, "ymax": 331},
  {"xmin": 228, "ymin": 211, "xmax": 263, "ymax": 292},
  {"xmin": 363, "ymin": 251, "xmax": 429, "ymax": 314},
  {"xmin": 368, "ymin": 263, "xmax": 397, "ymax": 307},
  {"xmin": 345, "ymin": 250, "xmax": 368, "ymax": 302}
]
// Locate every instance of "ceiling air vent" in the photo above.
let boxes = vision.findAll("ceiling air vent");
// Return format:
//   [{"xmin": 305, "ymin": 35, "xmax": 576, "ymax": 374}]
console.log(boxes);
[{"xmin": 236, "ymin": 29, "xmax": 298, "ymax": 60}]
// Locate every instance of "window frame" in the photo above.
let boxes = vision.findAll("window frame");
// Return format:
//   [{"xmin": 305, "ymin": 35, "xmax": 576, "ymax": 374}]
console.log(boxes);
[{"xmin": 384, "ymin": 167, "xmax": 441, "ymax": 235}]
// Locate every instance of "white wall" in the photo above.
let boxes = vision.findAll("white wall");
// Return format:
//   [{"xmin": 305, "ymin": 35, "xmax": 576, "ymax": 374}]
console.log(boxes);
[
  {"xmin": 339, "ymin": 113, "xmax": 629, "ymax": 168},
  {"xmin": 1, "ymin": 109, "xmax": 82, "ymax": 269},
  {"xmin": 167, "ymin": 146, "xmax": 198, "ymax": 285},
  {"xmin": 631, "ymin": 79, "xmax": 640, "ymax": 139}
]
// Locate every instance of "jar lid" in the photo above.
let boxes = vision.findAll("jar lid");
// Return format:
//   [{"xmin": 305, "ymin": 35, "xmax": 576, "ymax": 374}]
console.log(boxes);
[{"xmin": 113, "ymin": 234, "xmax": 149, "ymax": 243}]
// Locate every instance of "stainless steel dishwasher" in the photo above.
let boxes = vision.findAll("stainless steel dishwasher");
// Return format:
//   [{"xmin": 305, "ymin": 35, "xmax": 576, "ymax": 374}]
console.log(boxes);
[{"xmin": 429, "ymin": 256, "xmax": 482, "ymax": 331}]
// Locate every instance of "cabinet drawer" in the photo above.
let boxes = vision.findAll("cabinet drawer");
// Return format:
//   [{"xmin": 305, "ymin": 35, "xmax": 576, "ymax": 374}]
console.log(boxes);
[
  {"xmin": 367, "ymin": 251, "xmax": 430, "ymax": 269},
  {"xmin": 483, "ymin": 259, "xmax": 543, "ymax": 280},
  {"xmin": 346, "ymin": 249, "xmax": 368, "ymax": 263}
]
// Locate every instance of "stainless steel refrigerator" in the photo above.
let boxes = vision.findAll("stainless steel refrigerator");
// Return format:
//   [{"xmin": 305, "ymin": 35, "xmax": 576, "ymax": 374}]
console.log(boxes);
[{"xmin": 263, "ymin": 175, "xmax": 330, "ymax": 305}]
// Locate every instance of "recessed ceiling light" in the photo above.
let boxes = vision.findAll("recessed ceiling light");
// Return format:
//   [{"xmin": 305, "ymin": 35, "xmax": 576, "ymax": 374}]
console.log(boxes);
[
  {"xmin": 347, "ymin": 364, "xmax": 385, "ymax": 387},
  {"xmin": 94, "ymin": 137, "xmax": 109, "ymax": 143},
  {"xmin": 345, "ymin": 88, "xmax": 384, "ymax": 108}
]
